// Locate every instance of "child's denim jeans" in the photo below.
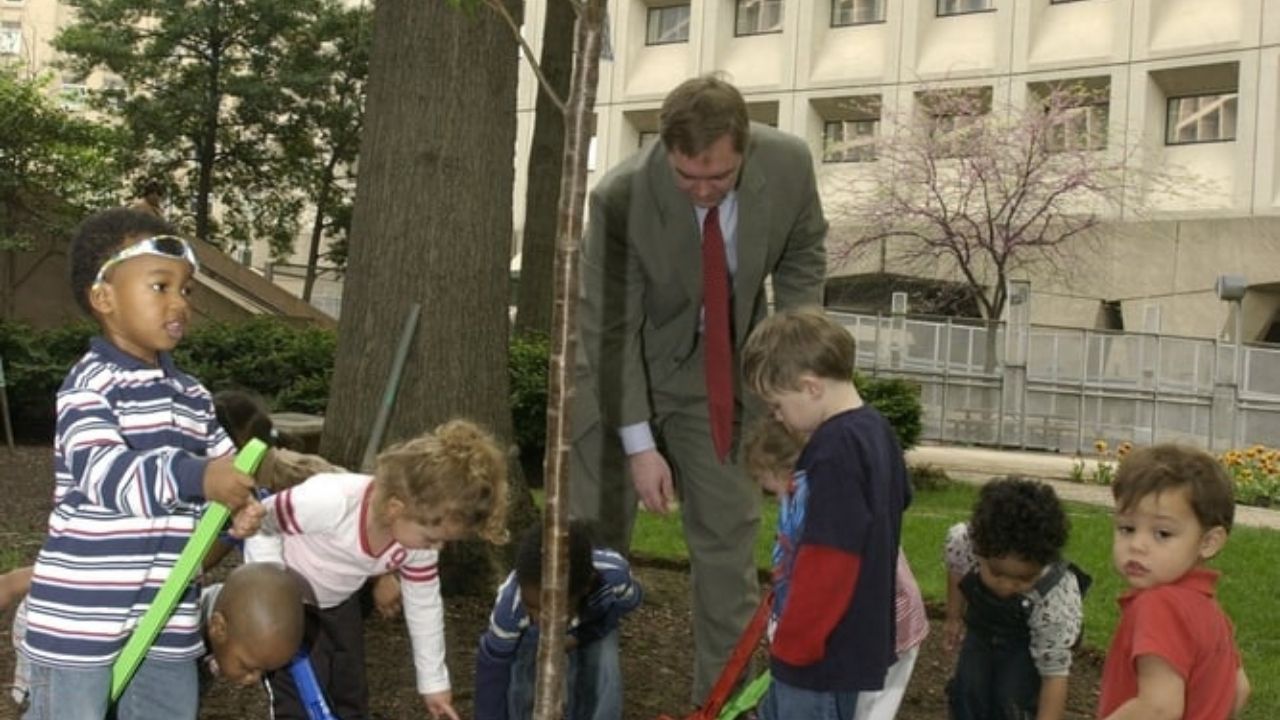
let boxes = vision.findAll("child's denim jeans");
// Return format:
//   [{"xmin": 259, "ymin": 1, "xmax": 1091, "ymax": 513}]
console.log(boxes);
[
  {"xmin": 23, "ymin": 655, "xmax": 197, "ymax": 720},
  {"xmin": 758, "ymin": 677, "xmax": 859, "ymax": 720},
  {"xmin": 506, "ymin": 628, "xmax": 622, "ymax": 720}
]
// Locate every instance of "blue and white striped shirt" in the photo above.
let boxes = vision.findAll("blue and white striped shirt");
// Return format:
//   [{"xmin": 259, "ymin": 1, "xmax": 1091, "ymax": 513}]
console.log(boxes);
[
  {"xmin": 22, "ymin": 336, "xmax": 234, "ymax": 668},
  {"xmin": 473, "ymin": 548, "xmax": 641, "ymax": 718}
]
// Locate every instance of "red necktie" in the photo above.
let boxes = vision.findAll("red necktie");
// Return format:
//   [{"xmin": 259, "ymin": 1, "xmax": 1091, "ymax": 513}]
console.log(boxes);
[{"xmin": 702, "ymin": 207, "xmax": 733, "ymax": 463}]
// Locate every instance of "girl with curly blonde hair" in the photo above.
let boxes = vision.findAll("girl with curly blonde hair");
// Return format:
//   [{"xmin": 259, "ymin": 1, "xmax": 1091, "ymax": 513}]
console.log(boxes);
[{"xmin": 250, "ymin": 418, "xmax": 508, "ymax": 720}]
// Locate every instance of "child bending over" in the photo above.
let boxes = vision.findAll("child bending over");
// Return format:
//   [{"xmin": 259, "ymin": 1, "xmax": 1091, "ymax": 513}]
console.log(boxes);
[
  {"xmin": 944, "ymin": 477, "xmax": 1088, "ymax": 720},
  {"xmin": 22, "ymin": 208, "xmax": 260, "ymax": 720},
  {"xmin": 250, "ymin": 419, "xmax": 508, "ymax": 720},
  {"xmin": 744, "ymin": 417, "xmax": 927, "ymax": 720},
  {"xmin": 200, "ymin": 562, "xmax": 306, "ymax": 688},
  {"xmin": 1098, "ymin": 444, "xmax": 1249, "ymax": 719},
  {"xmin": 740, "ymin": 306, "xmax": 912, "ymax": 719},
  {"xmin": 474, "ymin": 521, "xmax": 642, "ymax": 720}
]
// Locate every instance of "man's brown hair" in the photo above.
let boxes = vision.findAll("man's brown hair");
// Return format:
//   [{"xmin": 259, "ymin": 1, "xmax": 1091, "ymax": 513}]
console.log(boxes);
[
  {"xmin": 1113, "ymin": 444, "xmax": 1235, "ymax": 532},
  {"xmin": 659, "ymin": 75, "xmax": 750, "ymax": 157},
  {"xmin": 742, "ymin": 306, "xmax": 856, "ymax": 397}
]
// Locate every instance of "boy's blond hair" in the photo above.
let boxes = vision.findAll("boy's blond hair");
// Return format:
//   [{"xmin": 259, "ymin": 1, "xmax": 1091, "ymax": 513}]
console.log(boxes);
[
  {"xmin": 741, "ymin": 306, "xmax": 857, "ymax": 397},
  {"xmin": 743, "ymin": 417, "xmax": 803, "ymax": 481},
  {"xmin": 375, "ymin": 419, "xmax": 510, "ymax": 544},
  {"xmin": 1113, "ymin": 444, "xmax": 1235, "ymax": 532}
]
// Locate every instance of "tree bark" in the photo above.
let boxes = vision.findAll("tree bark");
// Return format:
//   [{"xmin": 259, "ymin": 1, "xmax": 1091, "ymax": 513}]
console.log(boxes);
[
  {"xmin": 533, "ymin": 1, "xmax": 607, "ymax": 715},
  {"xmin": 321, "ymin": 0, "xmax": 533, "ymax": 595},
  {"xmin": 302, "ymin": 150, "xmax": 339, "ymax": 303},
  {"xmin": 513, "ymin": 0, "xmax": 574, "ymax": 337}
]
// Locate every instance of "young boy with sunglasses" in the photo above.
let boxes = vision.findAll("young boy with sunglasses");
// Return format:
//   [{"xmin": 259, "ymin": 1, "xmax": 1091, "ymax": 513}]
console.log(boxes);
[{"xmin": 20, "ymin": 208, "xmax": 261, "ymax": 720}]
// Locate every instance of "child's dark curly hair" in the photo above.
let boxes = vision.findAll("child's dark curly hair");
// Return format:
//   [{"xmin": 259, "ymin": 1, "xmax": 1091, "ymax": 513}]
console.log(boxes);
[
  {"xmin": 514, "ymin": 520, "xmax": 597, "ymax": 602},
  {"xmin": 969, "ymin": 477, "xmax": 1069, "ymax": 566},
  {"xmin": 69, "ymin": 208, "xmax": 178, "ymax": 316}
]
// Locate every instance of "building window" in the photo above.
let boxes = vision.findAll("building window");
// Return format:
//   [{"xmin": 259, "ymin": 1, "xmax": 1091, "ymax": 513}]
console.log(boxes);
[
  {"xmin": 937, "ymin": 0, "xmax": 992, "ymax": 16},
  {"xmin": 59, "ymin": 82, "xmax": 89, "ymax": 110},
  {"xmin": 831, "ymin": 0, "xmax": 883, "ymax": 26},
  {"xmin": 0, "ymin": 23, "xmax": 21, "ymax": 56},
  {"xmin": 646, "ymin": 5, "xmax": 690, "ymax": 45},
  {"xmin": 822, "ymin": 120, "xmax": 878, "ymax": 162},
  {"xmin": 735, "ymin": 0, "xmax": 782, "ymax": 36},
  {"xmin": 638, "ymin": 131, "xmax": 660, "ymax": 149},
  {"xmin": 1046, "ymin": 102, "xmax": 1108, "ymax": 152},
  {"xmin": 587, "ymin": 135, "xmax": 598, "ymax": 171},
  {"xmin": 1165, "ymin": 93, "xmax": 1237, "ymax": 145},
  {"xmin": 927, "ymin": 112, "xmax": 983, "ymax": 157}
]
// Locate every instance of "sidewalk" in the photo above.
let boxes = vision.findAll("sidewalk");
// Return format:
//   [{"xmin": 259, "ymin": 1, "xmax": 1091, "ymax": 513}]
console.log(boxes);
[{"xmin": 906, "ymin": 444, "xmax": 1280, "ymax": 531}]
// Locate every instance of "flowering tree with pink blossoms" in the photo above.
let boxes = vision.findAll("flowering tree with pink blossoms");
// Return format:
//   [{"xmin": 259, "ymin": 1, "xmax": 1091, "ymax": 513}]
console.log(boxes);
[{"xmin": 833, "ymin": 83, "xmax": 1193, "ymax": 366}]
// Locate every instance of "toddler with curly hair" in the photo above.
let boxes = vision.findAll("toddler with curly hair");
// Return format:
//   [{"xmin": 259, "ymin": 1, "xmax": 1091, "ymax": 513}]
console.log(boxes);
[
  {"xmin": 943, "ymin": 477, "xmax": 1091, "ymax": 720},
  {"xmin": 249, "ymin": 419, "xmax": 509, "ymax": 720}
]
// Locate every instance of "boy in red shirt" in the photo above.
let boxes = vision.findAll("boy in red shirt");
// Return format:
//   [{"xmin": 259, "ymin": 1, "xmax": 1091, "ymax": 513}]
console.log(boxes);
[{"xmin": 1098, "ymin": 444, "xmax": 1250, "ymax": 719}]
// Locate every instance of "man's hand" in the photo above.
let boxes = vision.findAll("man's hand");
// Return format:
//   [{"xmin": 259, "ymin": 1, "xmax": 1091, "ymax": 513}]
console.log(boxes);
[
  {"xmin": 423, "ymin": 690, "xmax": 460, "ymax": 720},
  {"xmin": 628, "ymin": 449, "xmax": 675, "ymax": 513},
  {"xmin": 372, "ymin": 573, "xmax": 402, "ymax": 619},
  {"xmin": 202, "ymin": 456, "xmax": 256, "ymax": 510}
]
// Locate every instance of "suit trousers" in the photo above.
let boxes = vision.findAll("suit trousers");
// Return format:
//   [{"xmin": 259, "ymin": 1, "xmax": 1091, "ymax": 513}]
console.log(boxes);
[{"xmin": 570, "ymin": 363, "xmax": 761, "ymax": 703}]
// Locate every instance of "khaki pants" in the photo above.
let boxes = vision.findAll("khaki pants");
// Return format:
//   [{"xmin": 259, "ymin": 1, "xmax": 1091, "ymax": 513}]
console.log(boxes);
[{"xmin": 570, "ymin": 402, "xmax": 761, "ymax": 703}]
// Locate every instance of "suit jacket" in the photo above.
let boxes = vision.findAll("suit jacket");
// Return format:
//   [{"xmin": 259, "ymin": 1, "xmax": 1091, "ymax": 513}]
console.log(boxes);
[{"xmin": 574, "ymin": 123, "xmax": 827, "ymax": 437}]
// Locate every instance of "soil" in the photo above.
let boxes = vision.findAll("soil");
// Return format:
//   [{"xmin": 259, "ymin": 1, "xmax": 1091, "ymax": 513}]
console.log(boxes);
[{"xmin": 0, "ymin": 445, "xmax": 1104, "ymax": 719}]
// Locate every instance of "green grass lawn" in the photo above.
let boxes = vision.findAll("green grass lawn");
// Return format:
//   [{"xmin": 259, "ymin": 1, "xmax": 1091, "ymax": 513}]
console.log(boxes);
[{"xmin": 626, "ymin": 482, "xmax": 1280, "ymax": 718}]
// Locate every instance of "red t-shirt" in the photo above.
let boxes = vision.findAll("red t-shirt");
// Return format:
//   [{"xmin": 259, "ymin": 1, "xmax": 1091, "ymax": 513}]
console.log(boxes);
[{"xmin": 1097, "ymin": 568, "xmax": 1240, "ymax": 719}]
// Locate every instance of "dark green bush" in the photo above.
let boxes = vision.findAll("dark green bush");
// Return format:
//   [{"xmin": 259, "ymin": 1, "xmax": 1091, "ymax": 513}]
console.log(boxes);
[
  {"xmin": 0, "ymin": 318, "xmax": 334, "ymax": 438},
  {"xmin": 509, "ymin": 332, "xmax": 551, "ymax": 483},
  {"xmin": 0, "ymin": 321, "xmax": 94, "ymax": 437},
  {"xmin": 854, "ymin": 372, "xmax": 923, "ymax": 450},
  {"xmin": 173, "ymin": 317, "xmax": 336, "ymax": 415}
]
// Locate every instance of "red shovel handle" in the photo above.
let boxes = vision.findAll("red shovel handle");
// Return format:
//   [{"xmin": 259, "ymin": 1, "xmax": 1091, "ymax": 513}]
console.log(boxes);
[{"xmin": 690, "ymin": 587, "xmax": 774, "ymax": 720}]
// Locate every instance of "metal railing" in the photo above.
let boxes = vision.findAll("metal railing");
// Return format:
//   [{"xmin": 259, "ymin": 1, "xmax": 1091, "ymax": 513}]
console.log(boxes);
[{"xmin": 833, "ymin": 311, "xmax": 1280, "ymax": 454}]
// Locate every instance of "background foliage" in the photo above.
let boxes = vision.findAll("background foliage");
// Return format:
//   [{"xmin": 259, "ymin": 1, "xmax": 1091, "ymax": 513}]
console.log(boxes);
[
  {"xmin": 0, "ymin": 68, "xmax": 127, "ymax": 251},
  {"xmin": 0, "ymin": 322, "xmax": 924, "ymax": 475}
]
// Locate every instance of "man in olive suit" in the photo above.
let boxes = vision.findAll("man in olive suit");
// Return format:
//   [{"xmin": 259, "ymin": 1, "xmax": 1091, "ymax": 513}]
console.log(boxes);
[{"xmin": 570, "ymin": 75, "xmax": 827, "ymax": 701}]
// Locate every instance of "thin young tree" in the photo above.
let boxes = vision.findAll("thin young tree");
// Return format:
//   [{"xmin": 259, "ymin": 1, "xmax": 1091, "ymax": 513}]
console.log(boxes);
[
  {"xmin": 512, "ymin": 0, "xmax": 574, "ymax": 337},
  {"xmin": 833, "ymin": 84, "xmax": 1190, "ymax": 369},
  {"xmin": 482, "ymin": 0, "xmax": 608, "ymax": 714}
]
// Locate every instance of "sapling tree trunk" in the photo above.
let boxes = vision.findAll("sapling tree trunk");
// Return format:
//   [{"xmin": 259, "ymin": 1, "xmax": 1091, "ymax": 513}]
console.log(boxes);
[{"xmin": 529, "ymin": 1, "xmax": 606, "ymax": 716}]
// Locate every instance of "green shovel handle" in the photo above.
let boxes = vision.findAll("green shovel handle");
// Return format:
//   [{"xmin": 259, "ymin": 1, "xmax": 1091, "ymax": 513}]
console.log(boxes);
[{"xmin": 109, "ymin": 439, "xmax": 268, "ymax": 701}]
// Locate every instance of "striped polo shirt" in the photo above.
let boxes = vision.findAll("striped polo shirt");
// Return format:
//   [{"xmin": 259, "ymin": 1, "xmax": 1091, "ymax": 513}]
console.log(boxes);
[{"xmin": 22, "ymin": 336, "xmax": 234, "ymax": 668}]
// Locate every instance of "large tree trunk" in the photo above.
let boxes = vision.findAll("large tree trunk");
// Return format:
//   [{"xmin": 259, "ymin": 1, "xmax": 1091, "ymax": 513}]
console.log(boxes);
[
  {"xmin": 321, "ymin": 0, "xmax": 533, "ymax": 595},
  {"xmin": 513, "ymin": 0, "xmax": 574, "ymax": 337}
]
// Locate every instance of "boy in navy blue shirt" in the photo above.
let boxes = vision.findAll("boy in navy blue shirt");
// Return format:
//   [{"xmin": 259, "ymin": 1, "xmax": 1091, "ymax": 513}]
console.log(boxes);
[{"xmin": 741, "ymin": 306, "xmax": 911, "ymax": 718}]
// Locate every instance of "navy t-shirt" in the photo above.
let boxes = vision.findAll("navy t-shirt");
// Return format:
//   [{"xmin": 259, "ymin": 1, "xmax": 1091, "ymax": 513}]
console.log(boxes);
[{"xmin": 770, "ymin": 405, "xmax": 912, "ymax": 692}]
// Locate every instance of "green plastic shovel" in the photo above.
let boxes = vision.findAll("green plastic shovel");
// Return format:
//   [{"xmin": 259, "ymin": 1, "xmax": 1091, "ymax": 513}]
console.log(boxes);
[{"xmin": 109, "ymin": 439, "xmax": 267, "ymax": 701}]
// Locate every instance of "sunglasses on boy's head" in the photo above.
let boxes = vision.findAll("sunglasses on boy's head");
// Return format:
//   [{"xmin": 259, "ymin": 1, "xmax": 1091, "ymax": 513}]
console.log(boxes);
[{"xmin": 92, "ymin": 235, "xmax": 200, "ymax": 288}]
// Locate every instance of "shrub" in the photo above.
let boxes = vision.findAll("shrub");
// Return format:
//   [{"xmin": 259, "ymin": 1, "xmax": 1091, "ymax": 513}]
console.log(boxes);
[
  {"xmin": 509, "ymin": 332, "xmax": 551, "ymax": 483},
  {"xmin": 854, "ymin": 372, "xmax": 924, "ymax": 450},
  {"xmin": 909, "ymin": 463, "xmax": 953, "ymax": 492},
  {"xmin": 173, "ymin": 317, "xmax": 335, "ymax": 414},
  {"xmin": 0, "ymin": 321, "xmax": 94, "ymax": 438},
  {"xmin": 0, "ymin": 318, "xmax": 334, "ymax": 438}
]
